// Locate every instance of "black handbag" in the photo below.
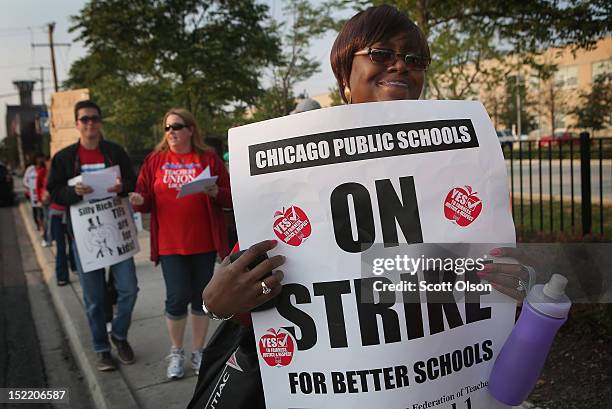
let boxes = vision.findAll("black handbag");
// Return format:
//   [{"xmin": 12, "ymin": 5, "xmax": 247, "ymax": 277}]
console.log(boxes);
[{"xmin": 187, "ymin": 320, "xmax": 266, "ymax": 409}]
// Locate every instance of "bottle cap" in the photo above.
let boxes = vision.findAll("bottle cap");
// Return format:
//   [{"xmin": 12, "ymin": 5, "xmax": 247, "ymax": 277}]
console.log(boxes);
[
  {"xmin": 527, "ymin": 274, "xmax": 571, "ymax": 319},
  {"xmin": 543, "ymin": 274, "xmax": 568, "ymax": 300}
]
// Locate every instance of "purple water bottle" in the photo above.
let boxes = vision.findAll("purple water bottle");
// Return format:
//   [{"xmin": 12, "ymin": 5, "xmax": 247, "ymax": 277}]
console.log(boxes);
[{"xmin": 488, "ymin": 274, "xmax": 572, "ymax": 406}]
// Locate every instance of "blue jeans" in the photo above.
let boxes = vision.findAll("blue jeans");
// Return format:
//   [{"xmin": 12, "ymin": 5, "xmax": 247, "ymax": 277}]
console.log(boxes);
[
  {"xmin": 50, "ymin": 215, "xmax": 75, "ymax": 283},
  {"xmin": 159, "ymin": 252, "xmax": 216, "ymax": 320},
  {"xmin": 72, "ymin": 241, "xmax": 139, "ymax": 352}
]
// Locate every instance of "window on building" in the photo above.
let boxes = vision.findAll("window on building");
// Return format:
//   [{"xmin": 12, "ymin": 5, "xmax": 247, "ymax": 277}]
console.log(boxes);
[{"xmin": 554, "ymin": 66, "xmax": 578, "ymax": 88}]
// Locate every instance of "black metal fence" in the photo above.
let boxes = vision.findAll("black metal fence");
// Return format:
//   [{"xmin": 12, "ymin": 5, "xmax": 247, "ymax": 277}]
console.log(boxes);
[{"xmin": 502, "ymin": 133, "xmax": 612, "ymax": 238}]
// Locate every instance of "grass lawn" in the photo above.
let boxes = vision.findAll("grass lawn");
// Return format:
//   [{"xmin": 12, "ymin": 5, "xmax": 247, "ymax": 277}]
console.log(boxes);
[{"xmin": 511, "ymin": 199, "xmax": 612, "ymax": 241}]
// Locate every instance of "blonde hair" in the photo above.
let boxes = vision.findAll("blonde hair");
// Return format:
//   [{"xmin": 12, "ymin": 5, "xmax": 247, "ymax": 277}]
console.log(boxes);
[{"xmin": 155, "ymin": 108, "xmax": 209, "ymax": 154}]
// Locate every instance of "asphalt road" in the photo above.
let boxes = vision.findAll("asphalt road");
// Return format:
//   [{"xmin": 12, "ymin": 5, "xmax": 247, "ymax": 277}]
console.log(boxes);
[
  {"xmin": 0, "ymin": 204, "xmax": 93, "ymax": 409},
  {"xmin": 506, "ymin": 160, "xmax": 611, "ymax": 200}
]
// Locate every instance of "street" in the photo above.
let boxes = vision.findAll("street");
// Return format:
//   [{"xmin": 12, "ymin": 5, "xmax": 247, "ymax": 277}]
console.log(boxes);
[
  {"xmin": 506, "ymin": 160, "xmax": 612, "ymax": 201},
  {"xmin": 0, "ymin": 205, "xmax": 93, "ymax": 409}
]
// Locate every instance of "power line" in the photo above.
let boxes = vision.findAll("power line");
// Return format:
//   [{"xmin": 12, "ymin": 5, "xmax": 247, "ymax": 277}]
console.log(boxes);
[
  {"xmin": 0, "ymin": 86, "xmax": 55, "ymax": 100},
  {"xmin": 0, "ymin": 26, "xmax": 37, "ymax": 32},
  {"xmin": 0, "ymin": 62, "xmax": 48, "ymax": 70}
]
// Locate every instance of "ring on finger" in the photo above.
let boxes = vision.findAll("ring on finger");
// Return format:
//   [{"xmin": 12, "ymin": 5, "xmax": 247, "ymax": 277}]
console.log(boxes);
[
  {"xmin": 516, "ymin": 279, "xmax": 527, "ymax": 293},
  {"xmin": 261, "ymin": 280, "xmax": 272, "ymax": 295}
]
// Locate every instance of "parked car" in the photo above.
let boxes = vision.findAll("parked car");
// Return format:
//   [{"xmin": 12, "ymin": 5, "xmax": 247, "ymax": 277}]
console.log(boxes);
[
  {"xmin": 0, "ymin": 162, "xmax": 15, "ymax": 206},
  {"xmin": 538, "ymin": 131, "xmax": 578, "ymax": 147},
  {"xmin": 496, "ymin": 129, "xmax": 513, "ymax": 149}
]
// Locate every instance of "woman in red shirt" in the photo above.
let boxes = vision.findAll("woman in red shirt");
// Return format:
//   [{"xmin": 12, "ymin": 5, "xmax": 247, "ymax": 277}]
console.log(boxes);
[{"xmin": 129, "ymin": 108, "xmax": 231, "ymax": 380}]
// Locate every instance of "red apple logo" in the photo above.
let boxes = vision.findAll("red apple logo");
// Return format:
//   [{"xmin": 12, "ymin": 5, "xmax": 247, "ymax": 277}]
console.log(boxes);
[
  {"xmin": 272, "ymin": 205, "xmax": 311, "ymax": 246},
  {"xmin": 258, "ymin": 328, "xmax": 295, "ymax": 367},
  {"xmin": 444, "ymin": 185, "xmax": 483, "ymax": 227}
]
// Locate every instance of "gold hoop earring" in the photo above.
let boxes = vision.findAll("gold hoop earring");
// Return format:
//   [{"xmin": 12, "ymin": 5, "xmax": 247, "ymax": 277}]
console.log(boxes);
[{"xmin": 343, "ymin": 86, "xmax": 352, "ymax": 104}]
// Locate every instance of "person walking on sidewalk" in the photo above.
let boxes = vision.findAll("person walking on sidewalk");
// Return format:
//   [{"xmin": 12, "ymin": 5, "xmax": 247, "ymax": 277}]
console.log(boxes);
[
  {"xmin": 129, "ymin": 108, "xmax": 231, "ymax": 380},
  {"xmin": 23, "ymin": 153, "xmax": 40, "ymax": 231},
  {"xmin": 36, "ymin": 156, "xmax": 52, "ymax": 247},
  {"xmin": 47, "ymin": 100, "xmax": 139, "ymax": 372},
  {"xmin": 39, "ymin": 156, "xmax": 77, "ymax": 285}
]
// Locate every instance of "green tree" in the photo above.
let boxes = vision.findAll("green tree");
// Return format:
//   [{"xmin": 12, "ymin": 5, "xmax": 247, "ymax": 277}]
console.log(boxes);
[
  {"xmin": 328, "ymin": 86, "xmax": 343, "ymax": 107},
  {"xmin": 499, "ymin": 75, "xmax": 537, "ymax": 134},
  {"xmin": 66, "ymin": 0, "xmax": 280, "ymax": 143},
  {"xmin": 252, "ymin": 0, "xmax": 334, "ymax": 121},
  {"xmin": 571, "ymin": 73, "xmax": 612, "ymax": 136},
  {"xmin": 530, "ymin": 61, "xmax": 568, "ymax": 136},
  {"xmin": 328, "ymin": 1, "xmax": 610, "ymax": 99}
]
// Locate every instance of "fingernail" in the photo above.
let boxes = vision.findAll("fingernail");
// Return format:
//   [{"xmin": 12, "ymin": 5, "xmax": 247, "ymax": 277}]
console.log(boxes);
[
  {"xmin": 477, "ymin": 264, "xmax": 492, "ymax": 278},
  {"xmin": 481, "ymin": 264, "xmax": 493, "ymax": 273},
  {"xmin": 489, "ymin": 248, "xmax": 502, "ymax": 256}
]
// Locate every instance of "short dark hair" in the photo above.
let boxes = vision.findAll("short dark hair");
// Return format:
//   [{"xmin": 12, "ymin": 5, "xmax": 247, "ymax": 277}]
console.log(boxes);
[
  {"xmin": 74, "ymin": 100, "xmax": 102, "ymax": 120},
  {"xmin": 330, "ymin": 5, "xmax": 430, "ymax": 103}
]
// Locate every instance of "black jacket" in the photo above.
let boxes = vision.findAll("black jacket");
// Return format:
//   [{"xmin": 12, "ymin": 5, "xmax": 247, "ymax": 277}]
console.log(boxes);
[{"xmin": 47, "ymin": 139, "xmax": 136, "ymax": 233}]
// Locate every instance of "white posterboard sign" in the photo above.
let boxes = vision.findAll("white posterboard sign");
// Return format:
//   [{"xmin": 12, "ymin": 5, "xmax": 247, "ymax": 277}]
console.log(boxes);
[
  {"xmin": 70, "ymin": 196, "xmax": 140, "ymax": 272},
  {"xmin": 229, "ymin": 100, "xmax": 516, "ymax": 409}
]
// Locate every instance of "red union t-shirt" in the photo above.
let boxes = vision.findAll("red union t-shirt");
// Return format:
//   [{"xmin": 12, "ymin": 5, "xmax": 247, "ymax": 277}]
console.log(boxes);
[{"xmin": 154, "ymin": 150, "xmax": 215, "ymax": 255}]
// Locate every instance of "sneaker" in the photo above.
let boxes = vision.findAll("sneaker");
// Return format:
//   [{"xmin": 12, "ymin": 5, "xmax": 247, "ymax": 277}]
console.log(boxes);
[
  {"xmin": 111, "ymin": 335, "xmax": 135, "ymax": 364},
  {"xmin": 191, "ymin": 348, "xmax": 204, "ymax": 375},
  {"xmin": 166, "ymin": 347, "xmax": 185, "ymax": 379},
  {"xmin": 96, "ymin": 351, "xmax": 116, "ymax": 371},
  {"xmin": 41, "ymin": 240, "xmax": 51, "ymax": 247}
]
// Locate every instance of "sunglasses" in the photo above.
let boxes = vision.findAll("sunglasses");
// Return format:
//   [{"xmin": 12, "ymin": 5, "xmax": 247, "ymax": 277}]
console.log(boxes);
[
  {"xmin": 78, "ymin": 115, "xmax": 101, "ymax": 124},
  {"xmin": 354, "ymin": 48, "xmax": 430, "ymax": 71},
  {"xmin": 164, "ymin": 123, "xmax": 188, "ymax": 132}
]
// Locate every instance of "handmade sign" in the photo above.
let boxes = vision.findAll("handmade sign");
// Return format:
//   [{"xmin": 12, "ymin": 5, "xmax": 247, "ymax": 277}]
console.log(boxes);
[
  {"xmin": 229, "ymin": 100, "xmax": 516, "ymax": 409},
  {"xmin": 70, "ymin": 196, "xmax": 140, "ymax": 272}
]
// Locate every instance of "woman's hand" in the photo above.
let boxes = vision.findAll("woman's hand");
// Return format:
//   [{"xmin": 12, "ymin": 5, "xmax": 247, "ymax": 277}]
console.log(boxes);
[
  {"xmin": 204, "ymin": 184, "xmax": 218, "ymax": 199},
  {"xmin": 75, "ymin": 182, "xmax": 93, "ymax": 196},
  {"xmin": 478, "ymin": 247, "xmax": 538, "ymax": 302},
  {"xmin": 202, "ymin": 239, "xmax": 285, "ymax": 318},
  {"xmin": 129, "ymin": 192, "xmax": 144, "ymax": 206}
]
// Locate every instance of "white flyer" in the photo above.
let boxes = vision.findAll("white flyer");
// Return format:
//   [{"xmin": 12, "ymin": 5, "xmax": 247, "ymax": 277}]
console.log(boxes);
[
  {"xmin": 81, "ymin": 165, "xmax": 121, "ymax": 201},
  {"xmin": 70, "ymin": 196, "xmax": 140, "ymax": 272},
  {"xmin": 229, "ymin": 100, "xmax": 516, "ymax": 409},
  {"xmin": 176, "ymin": 166, "xmax": 218, "ymax": 198}
]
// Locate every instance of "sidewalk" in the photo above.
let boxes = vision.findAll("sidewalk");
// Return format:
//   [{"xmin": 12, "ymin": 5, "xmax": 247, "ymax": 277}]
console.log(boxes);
[
  {"xmin": 18, "ymin": 201, "xmax": 537, "ymax": 409},
  {"xmin": 19, "ymin": 201, "xmax": 219, "ymax": 409}
]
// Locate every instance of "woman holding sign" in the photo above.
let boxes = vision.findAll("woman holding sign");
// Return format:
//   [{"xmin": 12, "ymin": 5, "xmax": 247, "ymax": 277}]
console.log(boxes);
[
  {"xmin": 189, "ymin": 4, "xmax": 528, "ymax": 408},
  {"xmin": 201, "ymin": 4, "xmax": 432, "ymax": 326},
  {"xmin": 129, "ymin": 108, "xmax": 231, "ymax": 380}
]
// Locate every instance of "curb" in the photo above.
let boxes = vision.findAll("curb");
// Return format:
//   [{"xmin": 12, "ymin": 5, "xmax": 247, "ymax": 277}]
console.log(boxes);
[{"xmin": 18, "ymin": 202, "xmax": 141, "ymax": 409}]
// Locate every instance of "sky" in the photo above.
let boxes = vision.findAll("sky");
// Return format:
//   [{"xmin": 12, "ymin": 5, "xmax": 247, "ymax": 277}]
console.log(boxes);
[{"xmin": 0, "ymin": 0, "xmax": 346, "ymax": 140}]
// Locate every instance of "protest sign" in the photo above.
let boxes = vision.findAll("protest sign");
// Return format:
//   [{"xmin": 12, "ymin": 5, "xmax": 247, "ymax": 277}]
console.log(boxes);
[
  {"xmin": 229, "ymin": 100, "xmax": 517, "ymax": 409},
  {"xmin": 70, "ymin": 196, "xmax": 140, "ymax": 273},
  {"xmin": 26, "ymin": 170, "xmax": 37, "ymax": 207}
]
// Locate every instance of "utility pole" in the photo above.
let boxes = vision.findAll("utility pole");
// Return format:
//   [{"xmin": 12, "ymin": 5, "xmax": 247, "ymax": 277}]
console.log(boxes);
[
  {"xmin": 31, "ymin": 22, "xmax": 70, "ymax": 93},
  {"xmin": 29, "ymin": 66, "xmax": 52, "ymax": 105},
  {"xmin": 48, "ymin": 23, "xmax": 58, "ymax": 92}
]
